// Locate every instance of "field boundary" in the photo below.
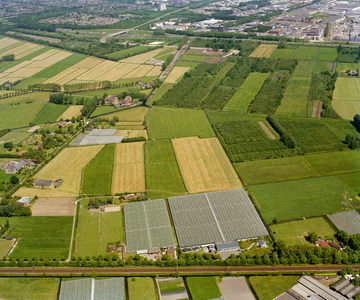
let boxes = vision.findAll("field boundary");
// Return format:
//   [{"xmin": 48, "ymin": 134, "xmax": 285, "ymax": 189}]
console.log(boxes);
[{"xmin": 168, "ymin": 138, "xmax": 188, "ymax": 194}]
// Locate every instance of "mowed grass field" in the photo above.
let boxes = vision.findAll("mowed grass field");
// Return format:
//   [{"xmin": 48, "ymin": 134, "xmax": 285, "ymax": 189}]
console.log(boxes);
[
  {"xmin": 164, "ymin": 67, "xmax": 190, "ymax": 83},
  {"xmin": 317, "ymin": 47, "xmax": 338, "ymax": 61},
  {"xmin": 0, "ymin": 92, "xmax": 49, "ymax": 106},
  {"xmin": 332, "ymin": 99, "xmax": 360, "ymax": 120},
  {"xmin": 249, "ymin": 276, "xmax": 300, "ymax": 300},
  {"xmin": 292, "ymin": 61, "xmax": 315, "ymax": 77},
  {"xmin": 314, "ymin": 61, "xmax": 333, "ymax": 74},
  {"xmin": 0, "ymin": 131, "xmax": 30, "ymax": 145},
  {"xmin": 0, "ymin": 103, "xmax": 45, "ymax": 129},
  {"xmin": 249, "ymin": 44, "xmax": 277, "ymax": 58},
  {"xmin": 36, "ymin": 145, "xmax": 103, "ymax": 194},
  {"xmin": 333, "ymin": 77, "xmax": 360, "ymax": 100},
  {"xmin": 112, "ymin": 142, "xmax": 145, "ymax": 194},
  {"xmin": 270, "ymin": 217, "xmax": 336, "ymax": 245},
  {"xmin": 74, "ymin": 199, "xmax": 124, "ymax": 257},
  {"xmin": 336, "ymin": 62, "xmax": 358, "ymax": 73},
  {"xmin": 172, "ymin": 137, "xmax": 242, "ymax": 193},
  {"xmin": 148, "ymin": 83, "xmax": 175, "ymax": 106},
  {"xmin": 0, "ymin": 240, "xmax": 13, "ymax": 257},
  {"xmin": 82, "ymin": 144, "xmax": 114, "ymax": 195},
  {"xmin": 58, "ymin": 105, "xmax": 83, "ymax": 120},
  {"xmin": 32, "ymin": 103, "xmax": 69, "ymax": 124},
  {"xmin": 145, "ymin": 140, "xmax": 186, "ymax": 199},
  {"xmin": 223, "ymin": 72, "xmax": 270, "ymax": 112},
  {"xmin": 146, "ymin": 107, "xmax": 215, "ymax": 139},
  {"xmin": 9, "ymin": 216, "xmax": 72, "ymax": 259},
  {"xmin": 270, "ymin": 48, "xmax": 296, "ymax": 59},
  {"xmin": 186, "ymin": 277, "xmax": 222, "ymax": 300},
  {"xmin": 0, "ymin": 278, "xmax": 60, "ymax": 300},
  {"xmin": 248, "ymin": 176, "xmax": 353, "ymax": 224},
  {"xmin": 235, "ymin": 150, "xmax": 360, "ymax": 186},
  {"xmin": 104, "ymin": 106, "xmax": 149, "ymax": 122},
  {"xmin": 128, "ymin": 277, "xmax": 157, "ymax": 300},
  {"xmin": 293, "ymin": 46, "xmax": 319, "ymax": 61}
]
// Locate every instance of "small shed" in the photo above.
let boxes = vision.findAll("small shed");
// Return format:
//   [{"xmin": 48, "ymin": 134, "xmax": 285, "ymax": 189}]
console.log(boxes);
[
  {"xmin": 148, "ymin": 247, "xmax": 161, "ymax": 255},
  {"xmin": 215, "ymin": 241, "xmax": 239, "ymax": 252},
  {"xmin": 33, "ymin": 178, "xmax": 53, "ymax": 187}
]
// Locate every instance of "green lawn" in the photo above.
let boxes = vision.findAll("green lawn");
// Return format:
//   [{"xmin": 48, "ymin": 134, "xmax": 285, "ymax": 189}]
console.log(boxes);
[
  {"xmin": 180, "ymin": 54, "xmax": 207, "ymax": 62},
  {"xmin": 249, "ymin": 276, "xmax": 300, "ymax": 300},
  {"xmin": 106, "ymin": 46, "xmax": 153, "ymax": 60},
  {"xmin": 293, "ymin": 46, "xmax": 319, "ymax": 61},
  {"xmin": 145, "ymin": 140, "xmax": 186, "ymax": 199},
  {"xmin": 0, "ymin": 239, "xmax": 13, "ymax": 257},
  {"xmin": 314, "ymin": 61, "xmax": 333, "ymax": 74},
  {"xmin": 337, "ymin": 172, "xmax": 360, "ymax": 196},
  {"xmin": 317, "ymin": 47, "xmax": 338, "ymax": 61},
  {"xmin": 270, "ymin": 48, "xmax": 296, "ymax": 59},
  {"xmin": 292, "ymin": 61, "xmax": 315, "ymax": 77},
  {"xmin": 0, "ymin": 131, "xmax": 30, "ymax": 145},
  {"xmin": 223, "ymin": 72, "xmax": 270, "ymax": 112},
  {"xmin": 248, "ymin": 176, "xmax": 354, "ymax": 224},
  {"xmin": 270, "ymin": 217, "xmax": 336, "ymax": 245},
  {"xmin": 0, "ymin": 103, "xmax": 45, "ymax": 130},
  {"xmin": 148, "ymin": 83, "xmax": 175, "ymax": 106},
  {"xmin": 146, "ymin": 107, "xmax": 215, "ymax": 139},
  {"xmin": 336, "ymin": 62, "xmax": 358, "ymax": 73},
  {"xmin": 332, "ymin": 99, "xmax": 360, "ymax": 120},
  {"xmin": 32, "ymin": 103, "xmax": 69, "ymax": 124},
  {"xmin": 74, "ymin": 199, "xmax": 124, "ymax": 257},
  {"xmin": 82, "ymin": 144, "xmax": 113, "ymax": 195},
  {"xmin": 128, "ymin": 277, "xmax": 157, "ymax": 300},
  {"xmin": 333, "ymin": 77, "xmax": 360, "ymax": 100},
  {"xmin": 235, "ymin": 150, "xmax": 360, "ymax": 186},
  {"xmin": 9, "ymin": 216, "xmax": 73, "ymax": 259},
  {"xmin": 159, "ymin": 279, "xmax": 186, "ymax": 293},
  {"xmin": 0, "ymin": 278, "xmax": 60, "ymax": 300},
  {"xmin": 0, "ymin": 92, "xmax": 49, "ymax": 106},
  {"xmin": 186, "ymin": 277, "xmax": 222, "ymax": 300}
]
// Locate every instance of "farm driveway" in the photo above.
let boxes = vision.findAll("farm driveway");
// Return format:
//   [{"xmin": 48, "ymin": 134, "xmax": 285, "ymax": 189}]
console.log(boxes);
[{"xmin": 219, "ymin": 277, "xmax": 255, "ymax": 300}]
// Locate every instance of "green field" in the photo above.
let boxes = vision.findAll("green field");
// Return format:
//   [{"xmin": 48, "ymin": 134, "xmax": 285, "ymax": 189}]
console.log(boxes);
[
  {"xmin": 333, "ymin": 77, "xmax": 360, "ymax": 100},
  {"xmin": 292, "ymin": 61, "xmax": 315, "ymax": 77},
  {"xmin": 74, "ymin": 199, "xmax": 124, "ymax": 257},
  {"xmin": 276, "ymin": 77, "xmax": 310, "ymax": 117},
  {"xmin": 293, "ymin": 46, "xmax": 319, "ymax": 61},
  {"xmin": 159, "ymin": 279, "xmax": 186, "ymax": 293},
  {"xmin": 146, "ymin": 107, "xmax": 215, "ymax": 139},
  {"xmin": 248, "ymin": 176, "xmax": 354, "ymax": 224},
  {"xmin": 82, "ymin": 144, "xmax": 113, "ymax": 195},
  {"xmin": 235, "ymin": 150, "xmax": 360, "ymax": 186},
  {"xmin": 78, "ymin": 87, "xmax": 150, "ymax": 98},
  {"xmin": 0, "ymin": 131, "xmax": 30, "ymax": 145},
  {"xmin": 128, "ymin": 277, "xmax": 157, "ymax": 300},
  {"xmin": 145, "ymin": 140, "xmax": 186, "ymax": 199},
  {"xmin": 32, "ymin": 103, "xmax": 69, "ymax": 124},
  {"xmin": 314, "ymin": 61, "xmax": 333, "ymax": 74},
  {"xmin": 106, "ymin": 46, "xmax": 153, "ymax": 60},
  {"xmin": 187, "ymin": 277, "xmax": 222, "ymax": 300},
  {"xmin": 148, "ymin": 83, "xmax": 175, "ymax": 106},
  {"xmin": 223, "ymin": 72, "xmax": 270, "ymax": 112},
  {"xmin": 249, "ymin": 276, "xmax": 300, "ymax": 300},
  {"xmin": 0, "ymin": 92, "xmax": 49, "ymax": 106},
  {"xmin": 336, "ymin": 62, "xmax": 358, "ymax": 73},
  {"xmin": 332, "ymin": 99, "xmax": 360, "ymax": 120},
  {"xmin": 0, "ymin": 278, "xmax": 60, "ymax": 300},
  {"xmin": 9, "ymin": 216, "xmax": 72, "ymax": 259},
  {"xmin": 32, "ymin": 52, "xmax": 86, "ymax": 79},
  {"xmin": 175, "ymin": 61, "xmax": 200, "ymax": 71},
  {"xmin": 14, "ymin": 77, "xmax": 47, "ymax": 90},
  {"xmin": 270, "ymin": 217, "xmax": 336, "ymax": 245},
  {"xmin": 0, "ymin": 103, "xmax": 46, "ymax": 130},
  {"xmin": 180, "ymin": 54, "xmax": 207, "ymax": 62},
  {"xmin": 270, "ymin": 48, "xmax": 296, "ymax": 59},
  {"xmin": 0, "ymin": 239, "xmax": 13, "ymax": 257},
  {"xmin": 317, "ymin": 47, "xmax": 338, "ymax": 61}
]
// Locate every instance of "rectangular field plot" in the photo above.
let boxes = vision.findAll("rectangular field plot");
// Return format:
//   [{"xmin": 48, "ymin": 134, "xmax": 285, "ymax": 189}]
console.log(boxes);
[
  {"xmin": 332, "ymin": 99, "xmax": 360, "ymax": 120},
  {"xmin": 293, "ymin": 46, "xmax": 319, "ymax": 61},
  {"xmin": 164, "ymin": 67, "xmax": 190, "ymax": 83},
  {"xmin": 336, "ymin": 62, "xmax": 358, "ymax": 73},
  {"xmin": 70, "ymin": 134, "xmax": 124, "ymax": 146},
  {"xmin": 317, "ymin": 47, "xmax": 338, "ymax": 61},
  {"xmin": 120, "ymin": 48, "xmax": 163, "ymax": 64},
  {"xmin": 0, "ymin": 37, "xmax": 23, "ymax": 49},
  {"xmin": 172, "ymin": 137, "xmax": 242, "ymax": 193},
  {"xmin": 292, "ymin": 61, "xmax": 315, "ymax": 77},
  {"xmin": 128, "ymin": 277, "xmax": 157, "ymax": 300},
  {"xmin": 249, "ymin": 44, "xmax": 277, "ymax": 58},
  {"xmin": 314, "ymin": 61, "xmax": 333, "ymax": 74},
  {"xmin": 169, "ymin": 189, "xmax": 268, "ymax": 247},
  {"xmin": 223, "ymin": 72, "xmax": 270, "ymax": 112},
  {"xmin": 31, "ymin": 198, "xmax": 75, "ymax": 216},
  {"xmin": 112, "ymin": 142, "xmax": 145, "ymax": 194},
  {"xmin": 327, "ymin": 210, "xmax": 360, "ymax": 235},
  {"xmin": 123, "ymin": 64, "xmax": 153, "ymax": 78},
  {"xmin": 58, "ymin": 105, "xmax": 83, "ymax": 120},
  {"xmin": 270, "ymin": 48, "xmax": 296, "ymax": 59},
  {"xmin": 9, "ymin": 216, "xmax": 72, "ymax": 259},
  {"xmin": 0, "ymin": 240, "xmax": 13, "ymax": 258},
  {"xmin": 269, "ymin": 217, "xmax": 335, "ymax": 245},
  {"xmin": 333, "ymin": 77, "xmax": 360, "ymax": 100},
  {"xmin": 248, "ymin": 176, "xmax": 352, "ymax": 224},
  {"xmin": 124, "ymin": 199, "xmax": 175, "ymax": 251}
]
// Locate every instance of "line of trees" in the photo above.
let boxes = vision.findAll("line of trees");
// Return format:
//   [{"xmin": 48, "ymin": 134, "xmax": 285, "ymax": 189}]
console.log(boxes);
[{"xmin": 267, "ymin": 114, "xmax": 297, "ymax": 148}]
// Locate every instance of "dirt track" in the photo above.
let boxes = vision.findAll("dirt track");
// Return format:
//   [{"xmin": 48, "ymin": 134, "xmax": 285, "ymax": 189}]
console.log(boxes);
[{"xmin": 1, "ymin": 265, "xmax": 360, "ymax": 275}]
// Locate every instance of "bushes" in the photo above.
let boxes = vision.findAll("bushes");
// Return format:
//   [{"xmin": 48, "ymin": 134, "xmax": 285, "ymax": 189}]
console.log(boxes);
[
  {"xmin": 122, "ymin": 137, "xmax": 146, "ymax": 143},
  {"xmin": 267, "ymin": 114, "xmax": 297, "ymax": 148},
  {"xmin": 200, "ymin": 86, "xmax": 236, "ymax": 110}
]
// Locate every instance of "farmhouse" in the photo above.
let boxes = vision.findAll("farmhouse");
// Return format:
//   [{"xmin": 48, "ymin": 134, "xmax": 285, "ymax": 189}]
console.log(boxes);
[
  {"xmin": 119, "ymin": 96, "xmax": 137, "ymax": 108},
  {"xmin": 105, "ymin": 95, "xmax": 119, "ymax": 106},
  {"xmin": 33, "ymin": 178, "xmax": 53, "ymax": 187},
  {"xmin": 315, "ymin": 240, "xmax": 330, "ymax": 248},
  {"xmin": 257, "ymin": 239, "xmax": 268, "ymax": 248}
]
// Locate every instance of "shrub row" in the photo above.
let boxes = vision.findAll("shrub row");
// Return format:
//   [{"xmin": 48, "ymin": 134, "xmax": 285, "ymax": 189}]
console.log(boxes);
[{"xmin": 267, "ymin": 114, "xmax": 297, "ymax": 148}]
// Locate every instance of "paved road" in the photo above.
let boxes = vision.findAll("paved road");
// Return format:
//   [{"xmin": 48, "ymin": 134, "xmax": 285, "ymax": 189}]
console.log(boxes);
[{"xmin": 1, "ymin": 265, "xmax": 360, "ymax": 275}]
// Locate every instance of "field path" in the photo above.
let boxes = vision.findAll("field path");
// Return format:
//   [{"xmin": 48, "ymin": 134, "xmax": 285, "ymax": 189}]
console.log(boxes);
[
  {"xmin": 258, "ymin": 121, "xmax": 276, "ymax": 140},
  {"xmin": 317, "ymin": 101, "xmax": 323, "ymax": 118},
  {"xmin": 312, "ymin": 101, "xmax": 318, "ymax": 117}
]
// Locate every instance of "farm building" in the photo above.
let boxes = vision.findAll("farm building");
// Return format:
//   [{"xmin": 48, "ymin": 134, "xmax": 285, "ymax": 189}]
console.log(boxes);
[
  {"xmin": 33, "ymin": 178, "xmax": 53, "ymax": 187},
  {"xmin": 215, "ymin": 241, "xmax": 240, "ymax": 252},
  {"xmin": 70, "ymin": 129, "xmax": 124, "ymax": 146},
  {"xmin": 257, "ymin": 239, "xmax": 268, "ymax": 248},
  {"xmin": 15, "ymin": 197, "xmax": 33, "ymax": 206},
  {"xmin": 327, "ymin": 211, "xmax": 360, "ymax": 235},
  {"xmin": 168, "ymin": 189, "xmax": 268, "ymax": 248},
  {"xmin": 333, "ymin": 279, "xmax": 360, "ymax": 299},
  {"xmin": 274, "ymin": 276, "xmax": 348, "ymax": 300},
  {"xmin": 3, "ymin": 159, "xmax": 33, "ymax": 174},
  {"xmin": 315, "ymin": 240, "xmax": 330, "ymax": 248}
]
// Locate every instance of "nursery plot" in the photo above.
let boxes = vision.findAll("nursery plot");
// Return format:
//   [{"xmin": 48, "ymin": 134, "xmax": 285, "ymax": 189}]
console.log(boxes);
[
  {"xmin": 270, "ymin": 48, "xmax": 296, "ymax": 59},
  {"xmin": 164, "ymin": 67, "xmax": 190, "ymax": 83},
  {"xmin": 333, "ymin": 77, "xmax": 360, "ymax": 100},
  {"xmin": 168, "ymin": 189, "xmax": 268, "ymax": 247},
  {"xmin": 249, "ymin": 44, "xmax": 277, "ymax": 58},
  {"xmin": 120, "ymin": 48, "xmax": 163, "ymax": 64},
  {"xmin": 123, "ymin": 64, "xmax": 153, "ymax": 78},
  {"xmin": 292, "ymin": 61, "xmax": 315, "ymax": 77},
  {"xmin": 327, "ymin": 210, "xmax": 360, "ymax": 235},
  {"xmin": 35, "ymin": 145, "xmax": 103, "ymax": 194},
  {"xmin": 112, "ymin": 142, "xmax": 145, "ymax": 194},
  {"xmin": 124, "ymin": 199, "xmax": 175, "ymax": 251},
  {"xmin": 172, "ymin": 137, "xmax": 242, "ymax": 193},
  {"xmin": 293, "ymin": 46, "xmax": 319, "ymax": 61}
]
